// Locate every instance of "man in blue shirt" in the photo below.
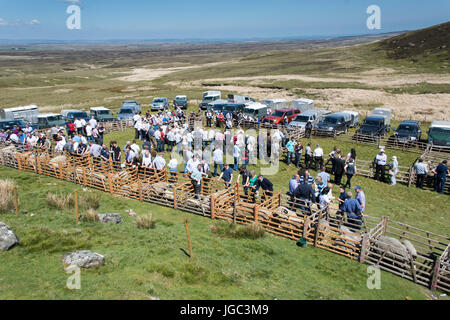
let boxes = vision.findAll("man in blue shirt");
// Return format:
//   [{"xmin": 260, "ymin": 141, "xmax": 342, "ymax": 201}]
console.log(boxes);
[
  {"xmin": 289, "ymin": 174, "xmax": 300, "ymax": 196},
  {"xmin": 218, "ymin": 163, "xmax": 233, "ymax": 188},
  {"xmin": 341, "ymin": 191, "xmax": 363, "ymax": 229},
  {"xmin": 286, "ymin": 137, "xmax": 296, "ymax": 165},
  {"xmin": 434, "ymin": 160, "xmax": 449, "ymax": 194}
]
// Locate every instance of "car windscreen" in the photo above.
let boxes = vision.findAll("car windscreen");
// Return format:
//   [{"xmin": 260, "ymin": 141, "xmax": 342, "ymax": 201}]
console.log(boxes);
[
  {"xmin": 397, "ymin": 124, "xmax": 416, "ymax": 132},
  {"xmin": 70, "ymin": 112, "xmax": 88, "ymax": 118},
  {"xmin": 294, "ymin": 116, "xmax": 310, "ymax": 122},
  {"xmin": 96, "ymin": 110, "xmax": 110, "ymax": 115},
  {"xmin": 47, "ymin": 116, "xmax": 61, "ymax": 121},
  {"xmin": 175, "ymin": 97, "xmax": 186, "ymax": 101},
  {"xmin": 363, "ymin": 119, "xmax": 381, "ymax": 126},
  {"xmin": 324, "ymin": 117, "xmax": 338, "ymax": 124},
  {"xmin": 272, "ymin": 111, "xmax": 285, "ymax": 117},
  {"xmin": 153, "ymin": 99, "xmax": 165, "ymax": 103},
  {"xmin": 119, "ymin": 109, "xmax": 133, "ymax": 114}
]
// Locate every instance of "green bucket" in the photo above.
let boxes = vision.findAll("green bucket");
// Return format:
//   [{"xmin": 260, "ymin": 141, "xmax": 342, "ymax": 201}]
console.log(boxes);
[{"xmin": 297, "ymin": 238, "xmax": 307, "ymax": 248}]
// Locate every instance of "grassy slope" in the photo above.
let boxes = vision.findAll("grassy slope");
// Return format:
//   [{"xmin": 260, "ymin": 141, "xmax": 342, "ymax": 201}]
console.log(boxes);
[{"xmin": 0, "ymin": 167, "xmax": 433, "ymax": 300}]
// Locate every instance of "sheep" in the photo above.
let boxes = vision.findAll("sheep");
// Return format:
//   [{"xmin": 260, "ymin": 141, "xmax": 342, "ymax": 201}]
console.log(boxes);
[
  {"xmin": 401, "ymin": 239, "xmax": 417, "ymax": 259},
  {"xmin": 374, "ymin": 236, "xmax": 409, "ymax": 260}
]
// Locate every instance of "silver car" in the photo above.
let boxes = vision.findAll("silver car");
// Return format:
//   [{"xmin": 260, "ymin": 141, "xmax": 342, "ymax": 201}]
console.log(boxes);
[{"xmin": 151, "ymin": 97, "xmax": 169, "ymax": 111}]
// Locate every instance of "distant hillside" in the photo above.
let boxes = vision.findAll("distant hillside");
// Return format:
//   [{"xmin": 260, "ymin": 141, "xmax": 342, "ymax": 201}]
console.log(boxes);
[{"xmin": 377, "ymin": 21, "xmax": 449, "ymax": 62}]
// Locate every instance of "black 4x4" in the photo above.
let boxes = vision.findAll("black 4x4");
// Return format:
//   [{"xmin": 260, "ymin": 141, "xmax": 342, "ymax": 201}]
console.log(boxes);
[
  {"xmin": 353, "ymin": 116, "xmax": 387, "ymax": 141},
  {"xmin": 388, "ymin": 120, "xmax": 422, "ymax": 146}
]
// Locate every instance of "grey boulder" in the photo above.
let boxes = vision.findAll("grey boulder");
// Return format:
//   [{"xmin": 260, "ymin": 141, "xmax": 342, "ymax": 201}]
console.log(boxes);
[
  {"xmin": 98, "ymin": 213, "xmax": 123, "ymax": 224},
  {"xmin": 0, "ymin": 222, "xmax": 19, "ymax": 251},
  {"xmin": 62, "ymin": 250, "xmax": 105, "ymax": 269}
]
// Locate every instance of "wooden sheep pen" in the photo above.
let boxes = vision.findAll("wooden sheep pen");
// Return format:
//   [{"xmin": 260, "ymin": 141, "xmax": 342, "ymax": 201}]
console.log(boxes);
[
  {"xmin": 1, "ymin": 146, "xmax": 449, "ymax": 294},
  {"xmin": 363, "ymin": 218, "xmax": 450, "ymax": 289}
]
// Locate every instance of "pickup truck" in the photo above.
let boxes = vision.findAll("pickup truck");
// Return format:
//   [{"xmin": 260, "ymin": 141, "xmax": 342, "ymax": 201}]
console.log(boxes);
[
  {"xmin": 353, "ymin": 116, "xmax": 388, "ymax": 141},
  {"xmin": 262, "ymin": 108, "xmax": 301, "ymax": 126},
  {"xmin": 388, "ymin": 120, "xmax": 422, "ymax": 146},
  {"xmin": 173, "ymin": 95, "xmax": 188, "ymax": 109},
  {"xmin": 315, "ymin": 112, "xmax": 350, "ymax": 136}
]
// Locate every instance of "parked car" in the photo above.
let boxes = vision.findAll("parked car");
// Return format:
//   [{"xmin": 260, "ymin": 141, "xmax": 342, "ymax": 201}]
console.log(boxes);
[
  {"xmin": 391, "ymin": 120, "xmax": 422, "ymax": 144},
  {"xmin": 288, "ymin": 109, "xmax": 330, "ymax": 130},
  {"xmin": 173, "ymin": 95, "xmax": 188, "ymax": 109},
  {"xmin": 243, "ymin": 103, "xmax": 268, "ymax": 120},
  {"xmin": 370, "ymin": 108, "xmax": 391, "ymax": 132},
  {"xmin": 353, "ymin": 115, "xmax": 388, "ymax": 141},
  {"xmin": 291, "ymin": 98, "xmax": 315, "ymax": 113},
  {"xmin": 222, "ymin": 103, "xmax": 246, "ymax": 115},
  {"xmin": 122, "ymin": 100, "xmax": 141, "ymax": 113},
  {"xmin": 36, "ymin": 113, "xmax": 65, "ymax": 129},
  {"xmin": 200, "ymin": 91, "xmax": 221, "ymax": 110},
  {"xmin": 262, "ymin": 108, "xmax": 302, "ymax": 125},
  {"xmin": 315, "ymin": 112, "xmax": 350, "ymax": 136},
  {"xmin": 151, "ymin": 97, "xmax": 169, "ymax": 112},
  {"xmin": 0, "ymin": 119, "xmax": 37, "ymax": 131},
  {"xmin": 61, "ymin": 109, "xmax": 90, "ymax": 123},
  {"xmin": 428, "ymin": 121, "xmax": 450, "ymax": 147},
  {"xmin": 342, "ymin": 110, "xmax": 360, "ymax": 128},
  {"xmin": 89, "ymin": 106, "xmax": 115, "ymax": 122}
]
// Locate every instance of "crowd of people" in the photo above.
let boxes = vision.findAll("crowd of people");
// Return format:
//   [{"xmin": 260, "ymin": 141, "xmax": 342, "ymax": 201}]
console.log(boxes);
[{"xmin": 1, "ymin": 109, "xmax": 448, "ymax": 208}]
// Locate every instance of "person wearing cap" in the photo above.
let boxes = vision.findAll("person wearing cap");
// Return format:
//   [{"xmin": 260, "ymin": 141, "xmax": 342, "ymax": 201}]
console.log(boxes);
[
  {"xmin": 374, "ymin": 149, "xmax": 387, "ymax": 182},
  {"xmin": 389, "ymin": 156, "xmax": 399, "ymax": 186},
  {"xmin": 341, "ymin": 191, "xmax": 363, "ymax": 229},
  {"xmin": 354, "ymin": 186, "xmax": 366, "ymax": 213}
]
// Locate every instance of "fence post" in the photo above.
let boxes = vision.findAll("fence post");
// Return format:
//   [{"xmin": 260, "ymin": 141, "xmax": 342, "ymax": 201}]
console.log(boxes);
[
  {"xmin": 254, "ymin": 204, "xmax": 259, "ymax": 223},
  {"xmin": 314, "ymin": 212, "xmax": 322, "ymax": 247},
  {"xmin": 360, "ymin": 233, "xmax": 369, "ymax": 264},
  {"xmin": 138, "ymin": 180, "xmax": 143, "ymax": 202},
  {"xmin": 173, "ymin": 186, "xmax": 177, "ymax": 210},
  {"xmin": 74, "ymin": 190, "xmax": 79, "ymax": 225},
  {"xmin": 210, "ymin": 194, "xmax": 215, "ymax": 220},
  {"xmin": 13, "ymin": 186, "xmax": 19, "ymax": 215},
  {"xmin": 184, "ymin": 219, "xmax": 193, "ymax": 259},
  {"xmin": 82, "ymin": 167, "xmax": 87, "ymax": 186}
]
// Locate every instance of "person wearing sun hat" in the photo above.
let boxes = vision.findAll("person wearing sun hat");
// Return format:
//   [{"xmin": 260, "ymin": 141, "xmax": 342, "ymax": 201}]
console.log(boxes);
[
  {"xmin": 374, "ymin": 148, "xmax": 387, "ymax": 182},
  {"xmin": 389, "ymin": 156, "xmax": 399, "ymax": 186}
]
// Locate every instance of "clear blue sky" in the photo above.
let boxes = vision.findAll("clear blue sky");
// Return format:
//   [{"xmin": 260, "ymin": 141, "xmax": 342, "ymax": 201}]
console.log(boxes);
[{"xmin": 0, "ymin": 0, "xmax": 448, "ymax": 41}]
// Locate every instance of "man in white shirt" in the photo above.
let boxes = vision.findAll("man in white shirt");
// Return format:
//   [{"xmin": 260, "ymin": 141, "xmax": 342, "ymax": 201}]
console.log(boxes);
[
  {"xmin": 141, "ymin": 150, "xmax": 152, "ymax": 168},
  {"xmin": 74, "ymin": 118, "xmax": 83, "ymax": 134},
  {"xmin": 212, "ymin": 147, "xmax": 223, "ymax": 177},
  {"xmin": 89, "ymin": 116, "xmax": 97, "ymax": 129},
  {"xmin": 85, "ymin": 124, "xmax": 93, "ymax": 141},
  {"xmin": 130, "ymin": 140, "xmax": 140, "ymax": 155},
  {"xmin": 313, "ymin": 144, "xmax": 324, "ymax": 171},
  {"xmin": 374, "ymin": 149, "xmax": 387, "ymax": 182},
  {"xmin": 152, "ymin": 153, "xmax": 167, "ymax": 171}
]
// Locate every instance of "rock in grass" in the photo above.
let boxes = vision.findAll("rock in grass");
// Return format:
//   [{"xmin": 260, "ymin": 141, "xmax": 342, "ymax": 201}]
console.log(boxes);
[
  {"xmin": 0, "ymin": 222, "xmax": 19, "ymax": 251},
  {"xmin": 98, "ymin": 213, "xmax": 123, "ymax": 224},
  {"xmin": 63, "ymin": 250, "xmax": 105, "ymax": 269}
]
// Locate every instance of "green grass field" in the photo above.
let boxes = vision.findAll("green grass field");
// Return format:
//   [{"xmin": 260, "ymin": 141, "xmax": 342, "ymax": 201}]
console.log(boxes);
[{"xmin": 0, "ymin": 166, "xmax": 439, "ymax": 300}]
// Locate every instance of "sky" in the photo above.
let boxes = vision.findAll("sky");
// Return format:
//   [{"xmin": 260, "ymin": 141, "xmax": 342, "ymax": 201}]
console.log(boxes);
[{"xmin": 0, "ymin": 0, "xmax": 448, "ymax": 42}]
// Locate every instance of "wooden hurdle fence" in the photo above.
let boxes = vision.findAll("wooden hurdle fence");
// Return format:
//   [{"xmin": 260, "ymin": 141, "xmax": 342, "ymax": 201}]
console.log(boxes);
[{"xmin": 0, "ymin": 142, "xmax": 449, "ymax": 294}]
